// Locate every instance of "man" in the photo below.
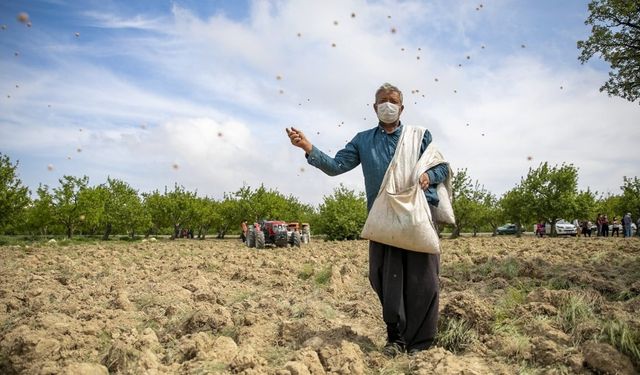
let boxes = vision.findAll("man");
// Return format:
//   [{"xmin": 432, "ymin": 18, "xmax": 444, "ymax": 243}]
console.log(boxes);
[
  {"xmin": 286, "ymin": 83, "xmax": 449, "ymax": 356},
  {"xmin": 622, "ymin": 213, "xmax": 632, "ymax": 238}
]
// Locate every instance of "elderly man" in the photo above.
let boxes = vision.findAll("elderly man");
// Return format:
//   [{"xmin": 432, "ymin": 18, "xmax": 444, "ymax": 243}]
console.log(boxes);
[{"xmin": 286, "ymin": 83, "xmax": 449, "ymax": 356}]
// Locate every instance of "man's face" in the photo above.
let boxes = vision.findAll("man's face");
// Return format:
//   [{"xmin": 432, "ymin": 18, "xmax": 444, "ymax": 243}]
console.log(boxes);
[{"xmin": 373, "ymin": 90, "xmax": 404, "ymax": 118}]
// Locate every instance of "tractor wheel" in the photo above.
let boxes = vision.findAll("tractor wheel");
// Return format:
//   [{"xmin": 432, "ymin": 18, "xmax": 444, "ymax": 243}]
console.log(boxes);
[
  {"xmin": 247, "ymin": 230, "xmax": 256, "ymax": 248},
  {"xmin": 291, "ymin": 232, "xmax": 301, "ymax": 247},
  {"xmin": 255, "ymin": 231, "xmax": 265, "ymax": 249}
]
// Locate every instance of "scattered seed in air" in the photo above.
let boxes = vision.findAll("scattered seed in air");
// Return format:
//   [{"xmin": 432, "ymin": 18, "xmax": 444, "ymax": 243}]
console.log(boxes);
[{"xmin": 17, "ymin": 12, "xmax": 29, "ymax": 24}]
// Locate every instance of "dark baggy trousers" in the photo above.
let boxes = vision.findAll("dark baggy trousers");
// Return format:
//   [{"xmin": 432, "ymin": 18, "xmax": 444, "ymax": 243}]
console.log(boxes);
[{"xmin": 368, "ymin": 241, "xmax": 440, "ymax": 351}]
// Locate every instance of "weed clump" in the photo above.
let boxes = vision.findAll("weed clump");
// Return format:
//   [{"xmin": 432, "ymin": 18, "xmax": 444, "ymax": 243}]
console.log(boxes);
[
  {"xmin": 436, "ymin": 317, "xmax": 477, "ymax": 353},
  {"xmin": 600, "ymin": 319, "xmax": 640, "ymax": 366}
]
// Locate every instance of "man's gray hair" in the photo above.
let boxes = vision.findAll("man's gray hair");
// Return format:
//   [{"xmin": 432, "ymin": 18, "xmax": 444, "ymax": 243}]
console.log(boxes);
[{"xmin": 375, "ymin": 82, "xmax": 403, "ymax": 103}]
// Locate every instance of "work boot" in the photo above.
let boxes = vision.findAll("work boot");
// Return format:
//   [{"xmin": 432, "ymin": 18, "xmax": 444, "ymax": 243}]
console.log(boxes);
[{"xmin": 382, "ymin": 341, "xmax": 405, "ymax": 357}]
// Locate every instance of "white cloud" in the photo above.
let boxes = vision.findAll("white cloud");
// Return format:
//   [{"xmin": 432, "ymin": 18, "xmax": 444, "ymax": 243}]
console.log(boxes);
[{"xmin": 1, "ymin": 0, "xmax": 639, "ymax": 206}]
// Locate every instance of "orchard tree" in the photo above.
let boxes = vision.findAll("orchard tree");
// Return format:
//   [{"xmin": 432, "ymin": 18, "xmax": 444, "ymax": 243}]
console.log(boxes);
[
  {"xmin": 578, "ymin": 0, "xmax": 640, "ymax": 103},
  {"xmin": 0, "ymin": 153, "xmax": 30, "ymax": 233},
  {"xmin": 100, "ymin": 178, "xmax": 147, "ymax": 239},
  {"xmin": 24, "ymin": 184, "xmax": 55, "ymax": 236},
  {"xmin": 450, "ymin": 169, "xmax": 473, "ymax": 238},
  {"xmin": 619, "ymin": 176, "xmax": 640, "ymax": 217},
  {"xmin": 522, "ymin": 163, "xmax": 580, "ymax": 236},
  {"xmin": 573, "ymin": 189, "xmax": 599, "ymax": 222},
  {"xmin": 78, "ymin": 185, "xmax": 108, "ymax": 236},
  {"xmin": 500, "ymin": 186, "xmax": 533, "ymax": 236},
  {"xmin": 163, "ymin": 184, "xmax": 198, "ymax": 239},
  {"xmin": 316, "ymin": 184, "xmax": 367, "ymax": 240},
  {"xmin": 450, "ymin": 169, "xmax": 495, "ymax": 237},
  {"xmin": 478, "ymin": 193, "xmax": 503, "ymax": 236},
  {"xmin": 143, "ymin": 190, "xmax": 166, "ymax": 236},
  {"xmin": 52, "ymin": 175, "xmax": 89, "ymax": 238},
  {"xmin": 192, "ymin": 197, "xmax": 221, "ymax": 239}
]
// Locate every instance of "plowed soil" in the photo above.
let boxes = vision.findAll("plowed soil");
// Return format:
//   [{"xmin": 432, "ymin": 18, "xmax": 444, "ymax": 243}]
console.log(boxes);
[{"xmin": 1, "ymin": 236, "xmax": 639, "ymax": 374}]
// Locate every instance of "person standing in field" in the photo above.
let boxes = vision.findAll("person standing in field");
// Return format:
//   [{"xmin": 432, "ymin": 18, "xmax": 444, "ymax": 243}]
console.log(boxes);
[
  {"xmin": 622, "ymin": 213, "xmax": 632, "ymax": 238},
  {"xmin": 611, "ymin": 217, "xmax": 620, "ymax": 237},
  {"xmin": 286, "ymin": 83, "xmax": 450, "ymax": 356},
  {"xmin": 240, "ymin": 220, "xmax": 248, "ymax": 243},
  {"xmin": 602, "ymin": 215, "xmax": 610, "ymax": 237}
]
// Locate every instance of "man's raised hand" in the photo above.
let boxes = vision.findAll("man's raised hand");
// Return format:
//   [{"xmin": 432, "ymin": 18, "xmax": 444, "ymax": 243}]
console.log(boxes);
[{"xmin": 285, "ymin": 127, "xmax": 313, "ymax": 153}]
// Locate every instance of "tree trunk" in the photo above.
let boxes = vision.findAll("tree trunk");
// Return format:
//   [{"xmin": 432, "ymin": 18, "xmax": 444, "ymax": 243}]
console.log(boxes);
[
  {"xmin": 450, "ymin": 225, "xmax": 461, "ymax": 239},
  {"xmin": 515, "ymin": 223, "xmax": 522, "ymax": 238},
  {"xmin": 103, "ymin": 223, "xmax": 112, "ymax": 240},
  {"xmin": 66, "ymin": 225, "xmax": 72, "ymax": 239}
]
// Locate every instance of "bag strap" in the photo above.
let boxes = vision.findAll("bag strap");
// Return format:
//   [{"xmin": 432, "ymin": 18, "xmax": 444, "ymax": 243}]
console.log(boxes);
[
  {"xmin": 377, "ymin": 126, "xmax": 427, "ymax": 196},
  {"xmin": 375, "ymin": 126, "xmax": 408, "ymax": 197}
]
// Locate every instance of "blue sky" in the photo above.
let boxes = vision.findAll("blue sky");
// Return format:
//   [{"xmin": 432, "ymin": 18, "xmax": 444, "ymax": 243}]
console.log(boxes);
[{"xmin": 1, "ymin": 0, "xmax": 638, "ymax": 205}]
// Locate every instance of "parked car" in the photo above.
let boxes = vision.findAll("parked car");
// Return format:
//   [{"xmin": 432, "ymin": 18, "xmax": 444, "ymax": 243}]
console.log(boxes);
[
  {"xmin": 497, "ymin": 223, "xmax": 523, "ymax": 235},
  {"xmin": 547, "ymin": 219, "xmax": 577, "ymax": 236}
]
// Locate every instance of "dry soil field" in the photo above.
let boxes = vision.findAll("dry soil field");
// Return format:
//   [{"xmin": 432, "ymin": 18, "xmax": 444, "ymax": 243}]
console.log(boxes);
[{"xmin": 1, "ymin": 236, "xmax": 639, "ymax": 374}]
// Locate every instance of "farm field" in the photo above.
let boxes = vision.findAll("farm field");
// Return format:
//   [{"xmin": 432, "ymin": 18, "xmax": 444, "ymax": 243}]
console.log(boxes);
[{"xmin": 1, "ymin": 237, "xmax": 639, "ymax": 374}]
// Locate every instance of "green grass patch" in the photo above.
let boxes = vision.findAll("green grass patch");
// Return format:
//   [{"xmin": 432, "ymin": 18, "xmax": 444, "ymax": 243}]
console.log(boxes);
[
  {"xmin": 494, "ymin": 286, "xmax": 528, "ymax": 325},
  {"xmin": 498, "ymin": 256, "xmax": 521, "ymax": 279},
  {"xmin": 557, "ymin": 292, "xmax": 595, "ymax": 333},
  {"xmin": 219, "ymin": 326, "xmax": 239, "ymax": 342},
  {"xmin": 436, "ymin": 317, "xmax": 477, "ymax": 353},
  {"xmin": 230, "ymin": 291, "xmax": 255, "ymax": 304},
  {"xmin": 263, "ymin": 346, "xmax": 291, "ymax": 368},
  {"xmin": 192, "ymin": 361, "xmax": 228, "ymax": 374},
  {"xmin": 297, "ymin": 263, "xmax": 314, "ymax": 280},
  {"xmin": 314, "ymin": 264, "xmax": 333, "ymax": 286},
  {"xmin": 547, "ymin": 276, "xmax": 574, "ymax": 290},
  {"xmin": 600, "ymin": 319, "xmax": 640, "ymax": 366}
]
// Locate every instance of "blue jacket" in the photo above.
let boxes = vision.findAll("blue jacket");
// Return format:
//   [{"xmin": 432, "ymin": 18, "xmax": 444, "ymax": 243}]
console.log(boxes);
[{"xmin": 306, "ymin": 122, "xmax": 449, "ymax": 211}]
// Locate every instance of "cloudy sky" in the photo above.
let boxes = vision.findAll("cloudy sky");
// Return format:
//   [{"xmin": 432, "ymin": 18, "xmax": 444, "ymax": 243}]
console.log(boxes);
[{"xmin": 1, "ymin": 0, "xmax": 638, "ymax": 205}]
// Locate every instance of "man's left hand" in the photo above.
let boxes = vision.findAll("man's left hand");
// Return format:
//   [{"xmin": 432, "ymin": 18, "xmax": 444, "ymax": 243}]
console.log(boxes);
[{"xmin": 419, "ymin": 172, "xmax": 430, "ymax": 191}]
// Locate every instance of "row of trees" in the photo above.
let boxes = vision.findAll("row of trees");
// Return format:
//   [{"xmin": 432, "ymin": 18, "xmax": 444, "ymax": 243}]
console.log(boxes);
[
  {"xmin": 0, "ymin": 153, "xmax": 366, "ymax": 240},
  {"xmin": 452, "ymin": 163, "xmax": 640, "ymax": 237},
  {"xmin": 1, "ymin": 152, "xmax": 639, "ymax": 239}
]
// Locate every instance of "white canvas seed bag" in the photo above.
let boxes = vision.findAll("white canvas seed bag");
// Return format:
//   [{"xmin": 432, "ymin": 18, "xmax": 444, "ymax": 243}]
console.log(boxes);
[{"xmin": 360, "ymin": 126, "xmax": 454, "ymax": 254}]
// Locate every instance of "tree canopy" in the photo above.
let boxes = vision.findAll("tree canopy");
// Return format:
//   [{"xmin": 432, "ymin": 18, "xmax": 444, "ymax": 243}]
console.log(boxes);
[
  {"xmin": 0, "ymin": 152, "xmax": 638, "ymax": 239},
  {"xmin": 578, "ymin": 0, "xmax": 640, "ymax": 103},
  {"xmin": 0, "ymin": 153, "xmax": 30, "ymax": 233}
]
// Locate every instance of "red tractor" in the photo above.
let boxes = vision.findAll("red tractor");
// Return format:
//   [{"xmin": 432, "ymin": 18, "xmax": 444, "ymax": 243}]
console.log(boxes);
[{"xmin": 246, "ymin": 220, "xmax": 301, "ymax": 248}]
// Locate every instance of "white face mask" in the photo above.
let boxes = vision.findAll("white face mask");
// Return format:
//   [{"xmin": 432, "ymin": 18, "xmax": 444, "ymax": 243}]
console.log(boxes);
[{"xmin": 376, "ymin": 102, "xmax": 401, "ymax": 124}]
